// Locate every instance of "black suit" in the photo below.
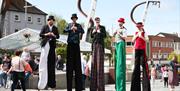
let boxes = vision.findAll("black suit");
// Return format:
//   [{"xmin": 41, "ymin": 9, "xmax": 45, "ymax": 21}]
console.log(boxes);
[{"xmin": 39, "ymin": 25, "xmax": 59, "ymax": 88}]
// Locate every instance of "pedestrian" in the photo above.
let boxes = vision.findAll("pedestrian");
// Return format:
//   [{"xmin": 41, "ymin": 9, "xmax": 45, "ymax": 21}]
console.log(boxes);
[
  {"xmin": 38, "ymin": 15, "xmax": 59, "ymax": 90},
  {"xmin": 20, "ymin": 48, "xmax": 32, "ymax": 81},
  {"xmin": 113, "ymin": 18, "xmax": 127, "ymax": 91},
  {"xmin": 160, "ymin": 64, "xmax": 165, "ymax": 82},
  {"xmin": 64, "ymin": 13, "xmax": 84, "ymax": 91},
  {"xmin": 7, "ymin": 50, "xmax": 28, "ymax": 91},
  {"xmin": 168, "ymin": 56, "xmax": 179, "ymax": 91},
  {"xmin": 130, "ymin": 22, "xmax": 151, "ymax": 91},
  {"xmin": 56, "ymin": 55, "xmax": 64, "ymax": 71},
  {"xmin": 81, "ymin": 54, "xmax": 87, "ymax": 90},
  {"xmin": 0, "ymin": 54, "xmax": 11, "ymax": 87},
  {"xmin": 150, "ymin": 64, "xmax": 157, "ymax": 87},
  {"xmin": 163, "ymin": 68, "xmax": 168, "ymax": 88},
  {"xmin": 90, "ymin": 17, "xmax": 106, "ymax": 91},
  {"xmin": 21, "ymin": 47, "xmax": 31, "ymax": 63}
]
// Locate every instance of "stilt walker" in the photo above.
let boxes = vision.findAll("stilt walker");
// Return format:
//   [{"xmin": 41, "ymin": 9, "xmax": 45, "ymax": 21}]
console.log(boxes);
[
  {"xmin": 130, "ymin": 1, "xmax": 160, "ymax": 91},
  {"xmin": 90, "ymin": 17, "xmax": 106, "ymax": 91},
  {"xmin": 114, "ymin": 18, "xmax": 127, "ymax": 91},
  {"xmin": 38, "ymin": 16, "xmax": 59, "ymax": 90}
]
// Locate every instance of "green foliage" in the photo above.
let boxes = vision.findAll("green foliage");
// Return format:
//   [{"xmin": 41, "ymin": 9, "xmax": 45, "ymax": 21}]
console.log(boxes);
[
  {"xmin": 57, "ymin": 19, "xmax": 68, "ymax": 34},
  {"xmin": 56, "ymin": 43, "xmax": 67, "ymax": 60},
  {"xmin": 104, "ymin": 32, "xmax": 112, "ymax": 49},
  {"xmin": 0, "ymin": 48, "xmax": 14, "ymax": 55},
  {"xmin": 167, "ymin": 52, "xmax": 180, "ymax": 63}
]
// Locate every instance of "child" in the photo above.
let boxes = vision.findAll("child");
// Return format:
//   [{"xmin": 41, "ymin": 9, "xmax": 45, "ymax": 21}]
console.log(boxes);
[{"xmin": 163, "ymin": 69, "xmax": 168, "ymax": 88}]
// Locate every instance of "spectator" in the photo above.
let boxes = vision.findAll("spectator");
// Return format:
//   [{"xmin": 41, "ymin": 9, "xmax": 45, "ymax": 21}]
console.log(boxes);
[
  {"xmin": 163, "ymin": 69, "xmax": 168, "ymax": 88},
  {"xmin": 7, "ymin": 50, "xmax": 28, "ymax": 91},
  {"xmin": 56, "ymin": 55, "xmax": 64, "ymax": 71},
  {"xmin": 168, "ymin": 56, "xmax": 180, "ymax": 91},
  {"xmin": 151, "ymin": 64, "xmax": 156, "ymax": 87},
  {"xmin": 20, "ymin": 48, "xmax": 32, "ymax": 81},
  {"xmin": 0, "ymin": 54, "xmax": 11, "ymax": 87},
  {"xmin": 81, "ymin": 55, "xmax": 87, "ymax": 90},
  {"xmin": 21, "ymin": 48, "xmax": 31, "ymax": 62}
]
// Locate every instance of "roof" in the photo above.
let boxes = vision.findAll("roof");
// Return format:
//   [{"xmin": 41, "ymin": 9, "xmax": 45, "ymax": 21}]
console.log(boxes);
[
  {"xmin": 8, "ymin": 0, "xmax": 47, "ymax": 15},
  {"xmin": 0, "ymin": 28, "xmax": 111, "ymax": 54},
  {"xmin": 157, "ymin": 32, "xmax": 180, "ymax": 42}
]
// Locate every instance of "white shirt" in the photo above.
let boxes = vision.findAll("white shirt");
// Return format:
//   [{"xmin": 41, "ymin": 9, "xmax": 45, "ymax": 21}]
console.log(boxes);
[
  {"xmin": 163, "ymin": 71, "xmax": 168, "ymax": 78},
  {"xmin": 21, "ymin": 51, "xmax": 30, "ymax": 62},
  {"xmin": 49, "ymin": 25, "xmax": 53, "ymax": 31},
  {"xmin": 81, "ymin": 58, "xmax": 87, "ymax": 75},
  {"xmin": 114, "ymin": 28, "xmax": 127, "ymax": 43}
]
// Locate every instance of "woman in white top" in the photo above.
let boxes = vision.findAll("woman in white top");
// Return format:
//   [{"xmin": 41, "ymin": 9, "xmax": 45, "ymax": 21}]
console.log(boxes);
[{"xmin": 8, "ymin": 51, "xmax": 27, "ymax": 91}]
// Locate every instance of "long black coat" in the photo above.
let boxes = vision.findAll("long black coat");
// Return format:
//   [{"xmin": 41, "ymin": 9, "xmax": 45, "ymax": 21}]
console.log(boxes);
[{"xmin": 39, "ymin": 25, "xmax": 59, "ymax": 47}]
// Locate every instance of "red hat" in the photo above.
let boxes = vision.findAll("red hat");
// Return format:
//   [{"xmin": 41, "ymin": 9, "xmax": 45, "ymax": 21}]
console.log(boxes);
[
  {"xmin": 118, "ymin": 18, "xmax": 125, "ymax": 23},
  {"xmin": 136, "ymin": 22, "xmax": 144, "ymax": 28}
]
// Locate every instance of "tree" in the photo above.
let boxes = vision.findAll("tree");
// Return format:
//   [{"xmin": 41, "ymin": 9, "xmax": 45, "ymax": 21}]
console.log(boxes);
[
  {"xmin": 56, "ymin": 43, "xmax": 67, "ymax": 60},
  {"xmin": 57, "ymin": 19, "xmax": 68, "ymax": 34},
  {"xmin": 167, "ymin": 52, "xmax": 180, "ymax": 63},
  {"xmin": 104, "ymin": 31, "xmax": 112, "ymax": 49}
]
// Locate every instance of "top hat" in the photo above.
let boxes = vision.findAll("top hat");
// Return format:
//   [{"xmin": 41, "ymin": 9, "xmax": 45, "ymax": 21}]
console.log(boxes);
[
  {"xmin": 118, "ymin": 18, "xmax": 125, "ymax": 23},
  {"xmin": 95, "ymin": 17, "xmax": 100, "ymax": 21},
  {"xmin": 71, "ymin": 13, "xmax": 78, "ymax": 20},
  {"xmin": 47, "ymin": 15, "xmax": 55, "ymax": 21}
]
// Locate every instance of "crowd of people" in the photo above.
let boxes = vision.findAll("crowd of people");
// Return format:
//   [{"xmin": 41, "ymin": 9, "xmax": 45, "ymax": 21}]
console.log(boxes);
[
  {"xmin": 0, "ymin": 48, "xmax": 39, "ymax": 90},
  {"xmin": 150, "ymin": 56, "xmax": 180, "ymax": 91}
]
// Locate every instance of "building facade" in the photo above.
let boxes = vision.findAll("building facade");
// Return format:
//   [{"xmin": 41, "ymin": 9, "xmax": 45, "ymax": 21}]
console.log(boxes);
[
  {"xmin": 149, "ymin": 35, "xmax": 174, "ymax": 62},
  {"xmin": 157, "ymin": 33, "xmax": 180, "ymax": 54},
  {"xmin": 1, "ymin": 0, "xmax": 47, "ymax": 37}
]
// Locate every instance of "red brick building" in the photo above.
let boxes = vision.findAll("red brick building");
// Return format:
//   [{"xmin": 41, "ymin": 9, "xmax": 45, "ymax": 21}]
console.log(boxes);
[{"xmin": 148, "ymin": 35, "xmax": 174, "ymax": 62}]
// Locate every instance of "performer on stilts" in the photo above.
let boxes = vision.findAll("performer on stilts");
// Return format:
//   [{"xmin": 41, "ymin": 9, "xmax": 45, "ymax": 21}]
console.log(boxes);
[
  {"xmin": 38, "ymin": 15, "xmax": 59, "ymax": 90},
  {"xmin": 130, "ymin": 22, "xmax": 151, "ymax": 91},
  {"xmin": 64, "ymin": 13, "xmax": 84, "ymax": 91},
  {"xmin": 90, "ymin": 17, "xmax": 106, "ymax": 91},
  {"xmin": 113, "ymin": 18, "xmax": 127, "ymax": 91}
]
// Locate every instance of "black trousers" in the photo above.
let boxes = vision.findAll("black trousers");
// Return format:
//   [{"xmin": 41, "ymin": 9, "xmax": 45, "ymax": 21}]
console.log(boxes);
[
  {"xmin": 164, "ymin": 77, "xmax": 168, "ymax": 87},
  {"xmin": 47, "ymin": 42, "xmax": 56, "ymax": 88},
  {"xmin": 66, "ymin": 43, "xmax": 82, "ymax": 91},
  {"xmin": 130, "ymin": 49, "xmax": 151, "ymax": 91},
  {"xmin": 11, "ymin": 71, "xmax": 26, "ymax": 91}
]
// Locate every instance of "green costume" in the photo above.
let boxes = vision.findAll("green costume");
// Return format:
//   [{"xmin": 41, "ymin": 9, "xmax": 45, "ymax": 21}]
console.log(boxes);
[{"xmin": 114, "ymin": 28, "xmax": 126, "ymax": 91}]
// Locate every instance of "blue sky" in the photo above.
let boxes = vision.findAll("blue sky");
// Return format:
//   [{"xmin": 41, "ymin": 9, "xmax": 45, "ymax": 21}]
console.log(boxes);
[{"xmin": 27, "ymin": 0, "xmax": 180, "ymax": 35}]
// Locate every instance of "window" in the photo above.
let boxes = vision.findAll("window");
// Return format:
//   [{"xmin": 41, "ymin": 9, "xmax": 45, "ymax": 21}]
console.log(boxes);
[
  {"xmin": 152, "ymin": 41, "xmax": 156, "ymax": 47},
  {"xmin": 152, "ymin": 53, "xmax": 157, "ymax": 59},
  {"xmin": 163, "ymin": 53, "xmax": 168, "ymax": 59},
  {"xmin": 158, "ymin": 42, "xmax": 161, "ymax": 47},
  {"xmin": 14, "ymin": 29, "xmax": 19, "ymax": 32},
  {"xmin": 166, "ymin": 42, "xmax": 169, "ymax": 48},
  {"xmin": 37, "ymin": 18, "xmax": 41, "ymax": 23},
  {"xmin": 27, "ymin": 16, "xmax": 32, "ymax": 23},
  {"xmin": 126, "ymin": 42, "xmax": 133, "ymax": 46},
  {"xmin": 14, "ymin": 15, "xmax": 20, "ymax": 21}
]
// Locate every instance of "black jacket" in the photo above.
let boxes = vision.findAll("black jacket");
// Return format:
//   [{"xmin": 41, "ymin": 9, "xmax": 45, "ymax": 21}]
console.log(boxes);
[{"xmin": 39, "ymin": 25, "xmax": 59, "ymax": 47}]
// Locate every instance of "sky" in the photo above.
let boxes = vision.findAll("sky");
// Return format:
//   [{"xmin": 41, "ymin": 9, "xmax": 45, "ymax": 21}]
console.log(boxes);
[{"xmin": 26, "ymin": 0, "xmax": 180, "ymax": 36}]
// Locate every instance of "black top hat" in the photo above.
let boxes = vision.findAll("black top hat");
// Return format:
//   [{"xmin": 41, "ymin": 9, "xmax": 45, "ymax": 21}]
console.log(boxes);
[
  {"xmin": 47, "ymin": 15, "xmax": 55, "ymax": 21},
  {"xmin": 71, "ymin": 13, "xmax": 78, "ymax": 20}
]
